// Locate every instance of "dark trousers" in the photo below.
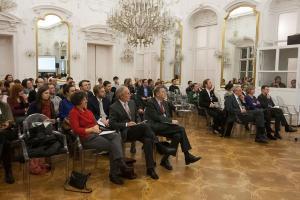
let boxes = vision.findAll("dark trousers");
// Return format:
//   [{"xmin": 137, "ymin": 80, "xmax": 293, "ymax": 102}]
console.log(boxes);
[
  {"xmin": 82, "ymin": 133, "xmax": 123, "ymax": 176},
  {"xmin": 153, "ymin": 124, "xmax": 192, "ymax": 155},
  {"xmin": 225, "ymin": 110, "xmax": 265, "ymax": 137},
  {"xmin": 207, "ymin": 108, "xmax": 225, "ymax": 130},
  {"xmin": 0, "ymin": 129, "xmax": 18, "ymax": 174},
  {"xmin": 264, "ymin": 108, "xmax": 288, "ymax": 133},
  {"xmin": 126, "ymin": 124, "xmax": 155, "ymax": 169}
]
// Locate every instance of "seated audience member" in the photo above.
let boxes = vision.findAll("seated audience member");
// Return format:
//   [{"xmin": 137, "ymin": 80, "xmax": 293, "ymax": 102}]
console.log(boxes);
[
  {"xmin": 28, "ymin": 77, "xmax": 44, "ymax": 103},
  {"xmin": 145, "ymin": 86, "xmax": 201, "ymax": 170},
  {"xmin": 48, "ymin": 77, "xmax": 60, "ymax": 94},
  {"xmin": 0, "ymin": 81, "xmax": 8, "ymax": 103},
  {"xmin": 244, "ymin": 86, "xmax": 277, "ymax": 140},
  {"xmin": 111, "ymin": 76, "xmax": 120, "ymax": 94},
  {"xmin": 109, "ymin": 86, "xmax": 176, "ymax": 179},
  {"xmin": 7, "ymin": 84, "xmax": 29, "ymax": 124},
  {"xmin": 270, "ymin": 76, "xmax": 286, "ymax": 88},
  {"xmin": 148, "ymin": 79, "xmax": 155, "ymax": 91},
  {"xmin": 137, "ymin": 79, "xmax": 153, "ymax": 108},
  {"xmin": 88, "ymin": 85, "xmax": 110, "ymax": 123},
  {"xmin": 186, "ymin": 81, "xmax": 193, "ymax": 95},
  {"xmin": 224, "ymin": 83, "xmax": 234, "ymax": 100},
  {"xmin": 224, "ymin": 86, "xmax": 268, "ymax": 143},
  {"xmin": 134, "ymin": 79, "xmax": 142, "ymax": 90},
  {"xmin": 48, "ymin": 83, "xmax": 62, "ymax": 117},
  {"xmin": 78, "ymin": 80, "xmax": 92, "ymax": 98},
  {"xmin": 4, "ymin": 74, "xmax": 13, "ymax": 82},
  {"xmin": 2, "ymin": 80, "xmax": 13, "ymax": 96},
  {"xmin": 199, "ymin": 79, "xmax": 225, "ymax": 134},
  {"xmin": 69, "ymin": 91, "xmax": 130, "ymax": 185},
  {"xmin": 291, "ymin": 79, "xmax": 296, "ymax": 88},
  {"xmin": 0, "ymin": 89, "xmax": 18, "ymax": 184},
  {"xmin": 14, "ymin": 79, "xmax": 21, "ymax": 86},
  {"xmin": 187, "ymin": 83, "xmax": 198, "ymax": 105},
  {"xmin": 58, "ymin": 84, "xmax": 76, "ymax": 130},
  {"xmin": 257, "ymin": 85, "xmax": 296, "ymax": 139},
  {"xmin": 124, "ymin": 78, "xmax": 135, "ymax": 95},
  {"xmin": 103, "ymin": 81, "xmax": 115, "ymax": 103},
  {"xmin": 97, "ymin": 78, "xmax": 103, "ymax": 87},
  {"xmin": 169, "ymin": 78, "xmax": 180, "ymax": 94},
  {"xmin": 244, "ymin": 86, "xmax": 261, "ymax": 111},
  {"xmin": 22, "ymin": 79, "xmax": 34, "ymax": 95},
  {"xmin": 27, "ymin": 85, "xmax": 55, "ymax": 120}
]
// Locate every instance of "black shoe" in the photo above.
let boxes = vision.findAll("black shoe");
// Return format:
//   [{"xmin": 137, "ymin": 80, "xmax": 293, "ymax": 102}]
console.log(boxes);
[
  {"xmin": 156, "ymin": 143, "xmax": 177, "ymax": 156},
  {"xmin": 5, "ymin": 172, "xmax": 15, "ymax": 184},
  {"xmin": 130, "ymin": 142, "xmax": 136, "ymax": 154},
  {"xmin": 285, "ymin": 126, "xmax": 297, "ymax": 132},
  {"xmin": 185, "ymin": 154, "xmax": 201, "ymax": 165},
  {"xmin": 274, "ymin": 133, "xmax": 282, "ymax": 140},
  {"xmin": 109, "ymin": 174, "xmax": 124, "ymax": 185},
  {"xmin": 160, "ymin": 159, "xmax": 173, "ymax": 170},
  {"xmin": 267, "ymin": 133, "xmax": 277, "ymax": 140},
  {"xmin": 117, "ymin": 159, "xmax": 133, "ymax": 173},
  {"xmin": 146, "ymin": 168, "xmax": 159, "ymax": 180},
  {"xmin": 255, "ymin": 137, "xmax": 268, "ymax": 143}
]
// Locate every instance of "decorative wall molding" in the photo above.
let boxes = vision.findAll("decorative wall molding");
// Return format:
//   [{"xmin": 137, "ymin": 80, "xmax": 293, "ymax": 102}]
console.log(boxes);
[
  {"xmin": 32, "ymin": 5, "xmax": 72, "ymax": 20},
  {"xmin": 269, "ymin": 0, "xmax": 300, "ymax": 13},
  {"xmin": 190, "ymin": 9, "xmax": 218, "ymax": 28},
  {"xmin": 224, "ymin": 0, "xmax": 259, "ymax": 12},
  {"xmin": 82, "ymin": 25, "xmax": 116, "ymax": 43},
  {"xmin": 0, "ymin": 12, "xmax": 21, "ymax": 32}
]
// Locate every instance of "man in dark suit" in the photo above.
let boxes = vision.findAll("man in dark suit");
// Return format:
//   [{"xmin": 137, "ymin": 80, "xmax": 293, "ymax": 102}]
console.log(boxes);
[
  {"xmin": 79, "ymin": 80, "xmax": 93, "ymax": 99},
  {"xmin": 109, "ymin": 86, "xmax": 176, "ymax": 179},
  {"xmin": 168, "ymin": 78, "xmax": 181, "ymax": 94},
  {"xmin": 199, "ymin": 79, "xmax": 225, "ymax": 134},
  {"xmin": 136, "ymin": 79, "xmax": 153, "ymax": 107},
  {"xmin": 145, "ymin": 86, "xmax": 201, "ymax": 170},
  {"xmin": 88, "ymin": 85, "xmax": 110, "ymax": 124},
  {"xmin": 258, "ymin": 85, "xmax": 296, "ymax": 139},
  {"xmin": 224, "ymin": 86, "xmax": 268, "ymax": 143},
  {"xmin": 28, "ymin": 77, "xmax": 44, "ymax": 103}
]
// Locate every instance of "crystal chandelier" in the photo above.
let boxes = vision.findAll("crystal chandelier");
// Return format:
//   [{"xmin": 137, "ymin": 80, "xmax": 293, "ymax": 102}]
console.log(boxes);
[{"xmin": 107, "ymin": 0, "xmax": 174, "ymax": 47}]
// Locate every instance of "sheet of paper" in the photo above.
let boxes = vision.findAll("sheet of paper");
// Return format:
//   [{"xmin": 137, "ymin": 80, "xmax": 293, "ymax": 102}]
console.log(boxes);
[
  {"xmin": 97, "ymin": 119, "xmax": 106, "ymax": 127},
  {"xmin": 99, "ymin": 130, "xmax": 115, "ymax": 135}
]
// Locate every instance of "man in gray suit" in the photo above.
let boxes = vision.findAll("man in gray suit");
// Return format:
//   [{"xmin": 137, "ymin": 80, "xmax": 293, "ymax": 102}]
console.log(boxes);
[
  {"xmin": 109, "ymin": 86, "xmax": 176, "ymax": 180},
  {"xmin": 224, "ymin": 86, "xmax": 268, "ymax": 143}
]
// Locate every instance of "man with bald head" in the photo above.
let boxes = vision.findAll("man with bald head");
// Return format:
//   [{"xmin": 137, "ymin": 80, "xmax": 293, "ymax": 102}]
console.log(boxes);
[
  {"xmin": 109, "ymin": 86, "xmax": 176, "ymax": 180},
  {"xmin": 224, "ymin": 86, "xmax": 268, "ymax": 143}
]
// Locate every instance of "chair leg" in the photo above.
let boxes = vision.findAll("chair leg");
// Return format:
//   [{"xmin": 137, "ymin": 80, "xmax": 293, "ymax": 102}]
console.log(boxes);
[
  {"xmin": 26, "ymin": 161, "xmax": 30, "ymax": 200},
  {"xmin": 65, "ymin": 153, "xmax": 69, "ymax": 181}
]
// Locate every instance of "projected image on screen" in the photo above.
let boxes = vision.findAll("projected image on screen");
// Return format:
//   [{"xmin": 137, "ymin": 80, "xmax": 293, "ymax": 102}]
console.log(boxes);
[{"xmin": 38, "ymin": 56, "xmax": 56, "ymax": 72}]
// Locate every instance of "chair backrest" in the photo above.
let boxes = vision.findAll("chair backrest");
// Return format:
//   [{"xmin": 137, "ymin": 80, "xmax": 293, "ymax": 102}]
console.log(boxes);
[{"xmin": 23, "ymin": 113, "xmax": 49, "ymax": 136}]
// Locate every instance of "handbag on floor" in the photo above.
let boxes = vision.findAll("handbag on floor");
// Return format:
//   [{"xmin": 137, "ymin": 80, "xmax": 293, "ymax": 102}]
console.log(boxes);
[{"xmin": 64, "ymin": 171, "xmax": 92, "ymax": 193}]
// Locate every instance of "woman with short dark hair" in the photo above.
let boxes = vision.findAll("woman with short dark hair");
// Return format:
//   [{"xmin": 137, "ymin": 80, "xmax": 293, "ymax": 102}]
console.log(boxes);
[{"xmin": 69, "ymin": 91, "xmax": 130, "ymax": 185}]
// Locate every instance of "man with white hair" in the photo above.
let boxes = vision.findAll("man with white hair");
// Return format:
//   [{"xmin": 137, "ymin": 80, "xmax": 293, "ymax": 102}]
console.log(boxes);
[
  {"xmin": 224, "ymin": 85, "xmax": 268, "ymax": 143},
  {"xmin": 109, "ymin": 86, "xmax": 176, "ymax": 180}
]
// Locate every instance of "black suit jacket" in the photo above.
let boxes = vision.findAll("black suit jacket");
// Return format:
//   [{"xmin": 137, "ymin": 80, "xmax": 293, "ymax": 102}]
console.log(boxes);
[
  {"xmin": 224, "ymin": 94, "xmax": 246, "ymax": 122},
  {"xmin": 144, "ymin": 98, "xmax": 173, "ymax": 131},
  {"xmin": 169, "ymin": 85, "xmax": 180, "ymax": 94},
  {"xmin": 257, "ymin": 94, "xmax": 275, "ymax": 109},
  {"xmin": 28, "ymin": 89, "xmax": 37, "ymax": 103},
  {"xmin": 137, "ymin": 86, "xmax": 153, "ymax": 98},
  {"xmin": 198, "ymin": 89, "xmax": 218, "ymax": 108},
  {"xmin": 109, "ymin": 100, "xmax": 139, "ymax": 141},
  {"xmin": 87, "ymin": 95, "xmax": 110, "ymax": 120}
]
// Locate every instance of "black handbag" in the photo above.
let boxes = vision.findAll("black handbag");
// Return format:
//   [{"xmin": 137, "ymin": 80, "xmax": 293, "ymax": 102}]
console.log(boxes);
[{"xmin": 64, "ymin": 171, "xmax": 92, "ymax": 193}]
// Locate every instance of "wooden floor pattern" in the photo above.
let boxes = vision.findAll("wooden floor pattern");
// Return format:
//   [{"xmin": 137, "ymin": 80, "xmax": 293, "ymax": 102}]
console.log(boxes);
[{"xmin": 1, "ymin": 113, "xmax": 300, "ymax": 200}]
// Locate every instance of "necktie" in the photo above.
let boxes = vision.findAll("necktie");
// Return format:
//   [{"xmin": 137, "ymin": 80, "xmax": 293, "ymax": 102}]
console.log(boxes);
[
  {"xmin": 159, "ymin": 102, "xmax": 165, "ymax": 114},
  {"xmin": 99, "ymin": 99, "xmax": 107, "ymax": 119},
  {"xmin": 124, "ymin": 102, "xmax": 131, "ymax": 120}
]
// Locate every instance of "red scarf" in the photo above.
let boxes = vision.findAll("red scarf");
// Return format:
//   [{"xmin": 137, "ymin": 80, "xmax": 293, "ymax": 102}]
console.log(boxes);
[{"xmin": 41, "ymin": 100, "xmax": 52, "ymax": 118}]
